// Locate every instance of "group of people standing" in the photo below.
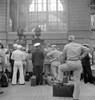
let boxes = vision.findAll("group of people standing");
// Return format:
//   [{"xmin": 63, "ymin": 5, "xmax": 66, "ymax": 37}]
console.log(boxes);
[
  {"xmin": 43, "ymin": 35, "xmax": 95, "ymax": 100},
  {"xmin": 0, "ymin": 43, "xmax": 33, "ymax": 93},
  {"xmin": 0, "ymin": 35, "xmax": 95, "ymax": 100}
]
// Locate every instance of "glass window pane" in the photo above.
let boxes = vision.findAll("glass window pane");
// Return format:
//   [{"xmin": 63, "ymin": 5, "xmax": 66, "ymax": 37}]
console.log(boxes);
[
  {"xmin": 91, "ymin": 15, "xmax": 95, "ymax": 29},
  {"xmin": 48, "ymin": 22, "xmax": 58, "ymax": 31},
  {"xmin": 48, "ymin": 3, "xmax": 56, "ymax": 11},
  {"xmin": 43, "ymin": 3, "xmax": 46, "ymax": 11},
  {"xmin": 38, "ymin": 0, "xmax": 42, "ymax": 4},
  {"xmin": 43, "ymin": 0, "xmax": 46, "ymax": 4},
  {"xmin": 38, "ymin": 4, "xmax": 42, "ymax": 11},
  {"xmin": 19, "ymin": 0, "xmax": 28, "ymax": 4},
  {"xmin": 9, "ymin": 0, "xmax": 67, "ymax": 32},
  {"xmin": 58, "ymin": 22, "xmax": 64, "ymax": 30},
  {"xmin": 58, "ymin": 3, "xmax": 63, "ymax": 11},
  {"xmin": 29, "ymin": 2, "xmax": 35, "ymax": 12},
  {"xmin": 38, "ymin": 12, "xmax": 46, "ymax": 21},
  {"xmin": 48, "ymin": 0, "xmax": 56, "ymax": 3},
  {"xmin": 29, "ymin": 13, "xmax": 37, "ymax": 22},
  {"xmin": 49, "ymin": 13, "xmax": 57, "ymax": 22},
  {"xmin": 28, "ymin": 23, "xmax": 38, "ymax": 31}
]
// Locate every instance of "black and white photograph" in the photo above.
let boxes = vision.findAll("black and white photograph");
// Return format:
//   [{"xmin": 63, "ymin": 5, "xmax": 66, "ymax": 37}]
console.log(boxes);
[{"xmin": 0, "ymin": 0, "xmax": 95, "ymax": 100}]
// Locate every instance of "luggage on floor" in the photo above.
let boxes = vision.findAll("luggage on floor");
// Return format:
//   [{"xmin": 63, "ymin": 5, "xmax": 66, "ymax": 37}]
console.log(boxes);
[
  {"xmin": 0, "ymin": 72, "xmax": 8, "ymax": 87},
  {"xmin": 46, "ymin": 76, "xmax": 54, "ymax": 86},
  {"xmin": 53, "ymin": 84, "xmax": 74, "ymax": 97},
  {"xmin": 30, "ymin": 75, "xmax": 36, "ymax": 86},
  {"xmin": 53, "ymin": 71, "xmax": 74, "ymax": 97},
  {"xmin": 25, "ymin": 73, "xmax": 30, "ymax": 81}
]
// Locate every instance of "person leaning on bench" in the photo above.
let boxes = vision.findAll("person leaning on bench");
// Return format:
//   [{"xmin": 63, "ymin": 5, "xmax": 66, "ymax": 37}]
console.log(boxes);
[{"xmin": 55, "ymin": 35, "xmax": 89, "ymax": 100}]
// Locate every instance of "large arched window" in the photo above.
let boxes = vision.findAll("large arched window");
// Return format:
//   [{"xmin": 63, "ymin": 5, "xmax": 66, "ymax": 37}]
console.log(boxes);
[{"xmin": 9, "ymin": 0, "xmax": 68, "ymax": 32}]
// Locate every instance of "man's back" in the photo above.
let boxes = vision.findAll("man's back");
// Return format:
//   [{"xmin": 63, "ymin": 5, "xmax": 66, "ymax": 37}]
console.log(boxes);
[
  {"xmin": 11, "ymin": 49, "xmax": 25, "ymax": 61},
  {"xmin": 63, "ymin": 42, "xmax": 88, "ymax": 61},
  {"xmin": 32, "ymin": 49, "xmax": 44, "ymax": 66},
  {"xmin": 65, "ymin": 42, "xmax": 82, "ymax": 60}
]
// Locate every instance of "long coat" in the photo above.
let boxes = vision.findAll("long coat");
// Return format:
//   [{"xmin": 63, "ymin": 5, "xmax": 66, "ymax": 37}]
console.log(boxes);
[{"xmin": 32, "ymin": 49, "xmax": 45, "ymax": 67}]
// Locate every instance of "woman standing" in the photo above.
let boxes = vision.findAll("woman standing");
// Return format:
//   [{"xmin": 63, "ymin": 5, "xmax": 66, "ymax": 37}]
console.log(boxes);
[{"xmin": 27, "ymin": 50, "xmax": 33, "ymax": 77}]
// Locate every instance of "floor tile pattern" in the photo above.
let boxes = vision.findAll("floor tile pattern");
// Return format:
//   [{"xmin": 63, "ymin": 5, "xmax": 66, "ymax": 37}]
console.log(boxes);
[{"xmin": 0, "ymin": 81, "xmax": 95, "ymax": 100}]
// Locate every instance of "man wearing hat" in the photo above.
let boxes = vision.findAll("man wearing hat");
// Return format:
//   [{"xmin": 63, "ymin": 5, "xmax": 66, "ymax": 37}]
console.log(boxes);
[
  {"xmin": 32, "ymin": 43, "xmax": 45, "ymax": 85},
  {"xmin": 11, "ymin": 45, "xmax": 25, "ymax": 85},
  {"xmin": 56, "ymin": 35, "xmax": 89, "ymax": 100}
]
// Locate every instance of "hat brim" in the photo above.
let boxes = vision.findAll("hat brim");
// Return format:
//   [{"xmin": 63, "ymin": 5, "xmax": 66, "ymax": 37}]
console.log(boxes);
[{"xmin": 34, "ymin": 43, "xmax": 41, "ymax": 47}]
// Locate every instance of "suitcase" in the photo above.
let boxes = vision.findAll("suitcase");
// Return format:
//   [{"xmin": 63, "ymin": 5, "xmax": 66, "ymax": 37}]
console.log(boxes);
[
  {"xmin": 53, "ymin": 84, "xmax": 74, "ymax": 97},
  {"xmin": 0, "ymin": 72, "xmax": 8, "ymax": 87},
  {"xmin": 30, "ymin": 75, "xmax": 36, "ymax": 86},
  {"xmin": 25, "ymin": 73, "xmax": 30, "ymax": 81}
]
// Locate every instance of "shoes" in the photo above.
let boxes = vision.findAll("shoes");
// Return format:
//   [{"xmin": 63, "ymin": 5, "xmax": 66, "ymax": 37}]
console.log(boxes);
[
  {"xmin": 12, "ymin": 84, "xmax": 16, "ymax": 85},
  {"xmin": 19, "ymin": 83, "xmax": 25, "ymax": 85},
  {"xmin": 73, "ymin": 99, "xmax": 78, "ymax": 100},
  {"xmin": 0, "ymin": 91, "xmax": 3, "ymax": 94}
]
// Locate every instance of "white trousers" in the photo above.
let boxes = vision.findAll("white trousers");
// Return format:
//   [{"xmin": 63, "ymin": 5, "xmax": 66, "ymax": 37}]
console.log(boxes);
[
  {"xmin": 58, "ymin": 60, "xmax": 82, "ymax": 100},
  {"xmin": 12, "ymin": 61, "xmax": 25, "ymax": 84}
]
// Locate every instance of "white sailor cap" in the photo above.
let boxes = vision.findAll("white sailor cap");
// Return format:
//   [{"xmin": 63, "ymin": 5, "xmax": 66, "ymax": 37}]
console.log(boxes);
[
  {"xmin": 13, "ymin": 44, "xmax": 18, "ymax": 47},
  {"xmin": 17, "ymin": 45, "xmax": 22, "ymax": 49},
  {"xmin": 34, "ymin": 43, "xmax": 41, "ymax": 47}
]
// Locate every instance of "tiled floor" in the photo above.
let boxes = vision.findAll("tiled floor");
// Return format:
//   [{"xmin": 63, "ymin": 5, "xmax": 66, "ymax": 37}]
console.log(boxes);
[{"xmin": 0, "ymin": 81, "xmax": 95, "ymax": 100}]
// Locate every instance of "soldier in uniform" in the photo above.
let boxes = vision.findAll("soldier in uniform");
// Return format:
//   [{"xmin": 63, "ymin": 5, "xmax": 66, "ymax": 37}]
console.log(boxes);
[
  {"xmin": 43, "ymin": 44, "xmax": 52, "ymax": 77},
  {"xmin": 46, "ymin": 45, "xmax": 61, "ymax": 80},
  {"xmin": 56, "ymin": 35, "xmax": 89, "ymax": 100}
]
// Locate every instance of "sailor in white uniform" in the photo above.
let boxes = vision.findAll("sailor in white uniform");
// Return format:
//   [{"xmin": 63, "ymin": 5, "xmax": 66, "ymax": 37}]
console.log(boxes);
[{"xmin": 11, "ymin": 45, "xmax": 25, "ymax": 85}]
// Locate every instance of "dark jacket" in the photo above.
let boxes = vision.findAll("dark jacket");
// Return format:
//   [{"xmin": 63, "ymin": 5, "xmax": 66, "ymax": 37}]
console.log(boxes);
[
  {"xmin": 32, "ymin": 49, "xmax": 45, "ymax": 66},
  {"xmin": 81, "ymin": 53, "xmax": 90, "ymax": 67}
]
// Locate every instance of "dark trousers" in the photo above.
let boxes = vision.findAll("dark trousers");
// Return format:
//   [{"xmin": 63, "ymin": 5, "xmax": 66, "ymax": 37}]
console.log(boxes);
[
  {"xmin": 10, "ymin": 61, "xmax": 14, "ymax": 80},
  {"xmin": 33, "ymin": 66, "xmax": 43, "ymax": 85},
  {"xmin": 83, "ymin": 65, "xmax": 95, "ymax": 83}
]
